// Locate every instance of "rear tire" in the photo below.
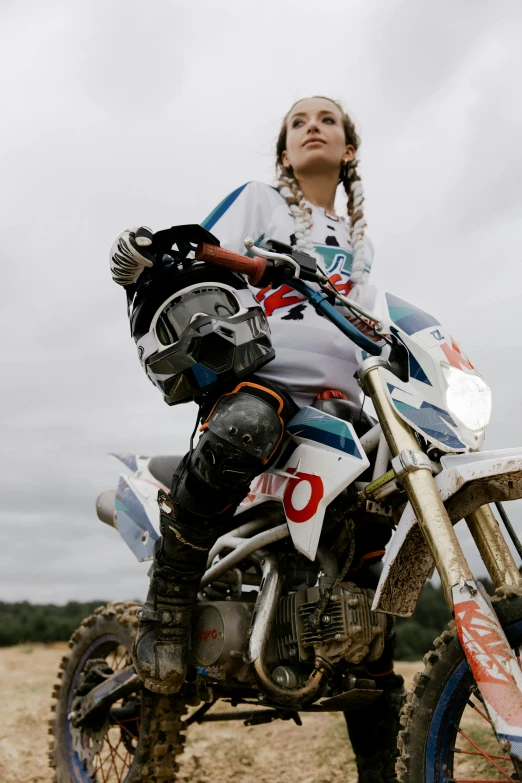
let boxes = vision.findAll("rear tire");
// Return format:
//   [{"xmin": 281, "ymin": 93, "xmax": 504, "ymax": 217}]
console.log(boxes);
[
  {"xmin": 396, "ymin": 595, "xmax": 522, "ymax": 782},
  {"xmin": 48, "ymin": 601, "xmax": 187, "ymax": 783}
]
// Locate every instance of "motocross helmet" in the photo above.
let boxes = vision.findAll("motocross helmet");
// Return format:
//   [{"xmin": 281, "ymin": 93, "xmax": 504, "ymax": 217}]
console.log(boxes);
[{"xmin": 127, "ymin": 225, "xmax": 275, "ymax": 405}]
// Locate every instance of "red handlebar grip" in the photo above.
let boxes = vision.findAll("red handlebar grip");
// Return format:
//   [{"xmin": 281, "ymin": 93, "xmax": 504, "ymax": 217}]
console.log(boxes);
[{"xmin": 196, "ymin": 243, "xmax": 267, "ymax": 286}]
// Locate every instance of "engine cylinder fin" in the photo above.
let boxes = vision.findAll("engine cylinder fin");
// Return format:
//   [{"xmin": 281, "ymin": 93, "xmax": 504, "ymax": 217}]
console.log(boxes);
[{"xmin": 273, "ymin": 584, "xmax": 387, "ymax": 666}]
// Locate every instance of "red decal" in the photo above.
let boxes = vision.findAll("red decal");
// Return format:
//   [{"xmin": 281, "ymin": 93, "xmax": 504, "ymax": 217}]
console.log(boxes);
[
  {"xmin": 455, "ymin": 597, "xmax": 522, "ymax": 728},
  {"xmin": 441, "ymin": 339, "xmax": 474, "ymax": 371},
  {"xmin": 283, "ymin": 468, "xmax": 324, "ymax": 523},
  {"xmin": 256, "ymin": 272, "xmax": 352, "ymax": 317},
  {"xmin": 197, "ymin": 629, "xmax": 218, "ymax": 642},
  {"xmin": 256, "ymin": 284, "xmax": 306, "ymax": 316},
  {"xmin": 255, "ymin": 285, "xmax": 271, "ymax": 303},
  {"xmin": 329, "ymin": 273, "xmax": 353, "ymax": 296},
  {"xmin": 242, "ymin": 472, "xmax": 286, "ymax": 505}
]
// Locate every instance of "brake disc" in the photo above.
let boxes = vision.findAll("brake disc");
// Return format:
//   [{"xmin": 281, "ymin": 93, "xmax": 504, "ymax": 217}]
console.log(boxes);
[{"xmin": 70, "ymin": 658, "xmax": 114, "ymax": 777}]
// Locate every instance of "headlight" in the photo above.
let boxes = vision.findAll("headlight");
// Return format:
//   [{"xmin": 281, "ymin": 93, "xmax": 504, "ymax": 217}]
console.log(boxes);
[{"xmin": 442, "ymin": 364, "xmax": 492, "ymax": 431}]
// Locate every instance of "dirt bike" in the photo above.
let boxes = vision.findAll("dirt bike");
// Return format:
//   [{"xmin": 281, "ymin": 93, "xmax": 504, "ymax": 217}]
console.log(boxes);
[{"xmin": 49, "ymin": 228, "xmax": 522, "ymax": 782}]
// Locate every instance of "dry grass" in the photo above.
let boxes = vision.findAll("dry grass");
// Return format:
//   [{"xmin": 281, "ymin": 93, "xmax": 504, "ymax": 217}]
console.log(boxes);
[{"xmin": 0, "ymin": 645, "xmax": 510, "ymax": 783}]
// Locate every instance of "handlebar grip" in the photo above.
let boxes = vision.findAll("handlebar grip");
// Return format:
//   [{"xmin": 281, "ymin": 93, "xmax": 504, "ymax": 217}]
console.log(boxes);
[{"xmin": 195, "ymin": 243, "xmax": 267, "ymax": 286}]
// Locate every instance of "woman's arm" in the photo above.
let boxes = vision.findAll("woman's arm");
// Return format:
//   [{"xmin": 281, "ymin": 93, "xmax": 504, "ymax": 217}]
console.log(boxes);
[{"xmin": 201, "ymin": 181, "xmax": 284, "ymax": 256}]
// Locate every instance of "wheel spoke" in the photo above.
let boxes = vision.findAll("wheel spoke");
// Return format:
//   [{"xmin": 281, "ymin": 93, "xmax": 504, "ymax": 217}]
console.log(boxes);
[
  {"xmin": 112, "ymin": 648, "xmax": 128, "ymax": 672},
  {"xmin": 467, "ymin": 698, "xmax": 493, "ymax": 726},
  {"xmin": 456, "ymin": 727, "xmax": 513, "ymax": 780},
  {"xmin": 111, "ymin": 714, "xmax": 138, "ymax": 741},
  {"xmin": 103, "ymin": 745, "xmax": 118, "ymax": 775},
  {"xmin": 451, "ymin": 747, "xmax": 511, "ymax": 761},
  {"xmin": 95, "ymin": 752, "xmax": 111, "ymax": 783},
  {"xmin": 106, "ymin": 738, "xmax": 131, "ymax": 768},
  {"xmin": 107, "ymin": 650, "xmax": 118, "ymax": 671},
  {"xmin": 95, "ymin": 753, "xmax": 107, "ymax": 783}
]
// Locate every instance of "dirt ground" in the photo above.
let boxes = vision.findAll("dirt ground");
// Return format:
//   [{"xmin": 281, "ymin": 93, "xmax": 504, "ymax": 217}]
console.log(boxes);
[
  {"xmin": 0, "ymin": 643, "xmax": 419, "ymax": 783},
  {"xmin": 0, "ymin": 644, "xmax": 513, "ymax": 783}
]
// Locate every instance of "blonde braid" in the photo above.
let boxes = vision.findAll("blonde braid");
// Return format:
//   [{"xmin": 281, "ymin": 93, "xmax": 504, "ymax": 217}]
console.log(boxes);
[
  {"xmin": 341, "ymin": 158, "xmax": 368, "ymax": 299},
  {"xmin": 276, "ymin": 170, "xmax": 316, "ymax": 255}
]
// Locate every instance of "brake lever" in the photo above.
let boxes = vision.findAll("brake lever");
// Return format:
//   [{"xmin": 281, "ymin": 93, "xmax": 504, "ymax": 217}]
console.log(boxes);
[{"xmin": 243, "ymin": 238, "xmax": 300, "ymax": 278}]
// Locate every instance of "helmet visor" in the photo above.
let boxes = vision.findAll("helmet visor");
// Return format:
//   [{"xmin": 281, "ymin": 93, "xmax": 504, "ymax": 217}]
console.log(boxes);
[{"xmin": 155, "ymin": 286, "xmax": 240, "ymax": 346}]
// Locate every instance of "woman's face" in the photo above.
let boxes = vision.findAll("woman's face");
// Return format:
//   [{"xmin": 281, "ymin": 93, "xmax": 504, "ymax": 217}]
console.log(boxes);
[{"xmin": 282, "ymin": 97, "xmax": 355, "ymax": 178}]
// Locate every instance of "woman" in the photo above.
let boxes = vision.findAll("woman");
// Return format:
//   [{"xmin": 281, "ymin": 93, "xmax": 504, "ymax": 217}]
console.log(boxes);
[{"xmin": 110, "ymin": 96, "xmax": 403, "ymax": 782}]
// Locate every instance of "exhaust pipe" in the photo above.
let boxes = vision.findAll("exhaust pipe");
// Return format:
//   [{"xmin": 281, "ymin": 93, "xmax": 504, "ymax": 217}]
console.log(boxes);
[
  {"xmin": 96, "ymin": 490, "xmax": 118, "ymax": 529},
  {"xmin": 246, "ymin": 551, "xmax": 330, "ymax": 708}
]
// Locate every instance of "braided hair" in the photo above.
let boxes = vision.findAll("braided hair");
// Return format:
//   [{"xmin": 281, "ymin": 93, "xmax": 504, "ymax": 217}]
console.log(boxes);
[{"xmin": 276, "ymin": 97, "xmax": 368, "ymax": 295}]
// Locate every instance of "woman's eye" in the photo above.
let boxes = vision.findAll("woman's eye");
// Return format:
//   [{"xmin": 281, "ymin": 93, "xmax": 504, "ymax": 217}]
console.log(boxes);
[
  {"xmin": 292, "ymin": 119, "xmax": 303, "ymax": 128},
  {"xmin": 323, "ymin": 117, "xmax": 335, "ymax": 124}
]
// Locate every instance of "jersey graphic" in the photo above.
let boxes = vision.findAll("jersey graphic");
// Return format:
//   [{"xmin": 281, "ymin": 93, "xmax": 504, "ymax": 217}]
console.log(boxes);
[{"xmin": 256, "ymin": 247, "xmax": 353, "ymax": 317}]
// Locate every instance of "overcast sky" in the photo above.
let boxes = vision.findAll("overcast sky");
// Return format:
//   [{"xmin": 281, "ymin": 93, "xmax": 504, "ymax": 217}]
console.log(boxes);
[{"xmin": 1, "ymin": 0, "xmax": 522, "ymax": 603}]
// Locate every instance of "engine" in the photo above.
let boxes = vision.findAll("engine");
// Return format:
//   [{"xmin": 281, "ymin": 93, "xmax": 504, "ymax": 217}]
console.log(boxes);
[
  {"xmin": 189, "ymin": 582, "xmax": 386, "ymax": 679},
  {"xmin": 273, "ymin": 583, "xmax": 387, "ymax": 665}
]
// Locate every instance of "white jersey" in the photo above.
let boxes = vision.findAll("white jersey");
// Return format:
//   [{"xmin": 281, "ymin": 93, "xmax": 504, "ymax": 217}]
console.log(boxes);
[{"xmin": 202, "ymin": 181, "xmax": 375, "ymax": 408}]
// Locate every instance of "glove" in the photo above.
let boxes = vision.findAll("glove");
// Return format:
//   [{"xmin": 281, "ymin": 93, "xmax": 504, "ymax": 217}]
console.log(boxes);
[{"xmin": 110, "ymin": 226, "xmax": 155, "ymax": 286}]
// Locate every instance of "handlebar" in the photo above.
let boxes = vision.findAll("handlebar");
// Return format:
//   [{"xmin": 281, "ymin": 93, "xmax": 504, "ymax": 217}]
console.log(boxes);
[
  {"xmin": 197, "ymin": 241, "xmax": 382, "ymax": 357},
  {"xmin": 195, "ymin": 243, "xmax": 267, "ymax": 287}
]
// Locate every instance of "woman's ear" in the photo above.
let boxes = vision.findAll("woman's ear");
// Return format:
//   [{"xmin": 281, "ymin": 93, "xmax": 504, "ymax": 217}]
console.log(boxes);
[
  {"xmin": 344, "ymin": 145, "xmax": 356, "ymax": 163},
  {"xmin": 281, "ymin": 150, "xmax": 291, "ymax": 169}
]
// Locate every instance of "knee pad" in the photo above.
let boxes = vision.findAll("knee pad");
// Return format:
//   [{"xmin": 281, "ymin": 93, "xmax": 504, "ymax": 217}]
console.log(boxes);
[
  {"xmin": 171, "ymin": 389, "xmax": 284, "ymax": 521},
  {"xmin": 206, "ymin": 391, "xmax": 284, "ymax": 460}
]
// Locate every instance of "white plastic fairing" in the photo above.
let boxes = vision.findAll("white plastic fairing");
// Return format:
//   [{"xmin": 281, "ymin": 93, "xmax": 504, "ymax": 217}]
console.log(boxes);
[
  {"xmin": 115, "ymin": 474, "xmax": 160, "ymax": 561},
  {"xmin": 375, "ymin": 291, "xmax": 487, "ymax": 451},
  {"xmin": 238, "ymin": 407, "xmax": 370, "ymax": 560}
]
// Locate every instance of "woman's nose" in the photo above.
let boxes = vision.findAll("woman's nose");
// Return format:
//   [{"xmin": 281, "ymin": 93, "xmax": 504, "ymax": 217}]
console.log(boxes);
[{"xmin": 306, "ymin": 121, "xmax": 320, "ymax": 134}]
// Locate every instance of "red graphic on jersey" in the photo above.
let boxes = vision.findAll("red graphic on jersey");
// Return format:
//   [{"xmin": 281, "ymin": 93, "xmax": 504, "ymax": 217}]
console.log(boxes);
[
  {"xmin": 283, "ymin": 467, "xmax": 324, "ymax": 524},
  {"xmin": 256, "ymin": 284, "xmax": 306, "ymax": 316},
  {"xmin": 329, "ymin": 273, "xmax": 353, "ymax": 297},
  {"xmin": 455, "ymin": 595, "xmax": 522, "ymax": 728},
  {"xmin": 441, "ymin": 339, "xmax": 475, "ymax": 371},
  {"xmin": 256, "ymin": 274, "xmax": 352, "ymax": 316}
]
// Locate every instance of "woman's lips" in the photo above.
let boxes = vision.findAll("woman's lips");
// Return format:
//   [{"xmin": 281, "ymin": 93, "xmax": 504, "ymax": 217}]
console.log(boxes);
[{"xmin": 303, "ymin": 138, "xmax": 326, "ymax": 147}]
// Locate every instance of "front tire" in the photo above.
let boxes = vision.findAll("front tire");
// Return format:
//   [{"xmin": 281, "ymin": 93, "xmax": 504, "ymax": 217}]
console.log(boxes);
[
  {"xmin": 48, "ymin": 601, "xmax": 187, "ymax": 783},
  {"xmin": 397, "ymin": 595, "xmax": 522, "ymax": 782}
]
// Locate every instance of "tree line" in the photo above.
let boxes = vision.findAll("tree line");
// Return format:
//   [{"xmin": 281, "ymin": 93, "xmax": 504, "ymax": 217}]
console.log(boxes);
[
  {"xmin": 0, "ymin": 600, "xmax": 106, "ymax": 646},
  {"xmin": 0, "ymin": 583, "xmax": 459, "ymax": 660}
]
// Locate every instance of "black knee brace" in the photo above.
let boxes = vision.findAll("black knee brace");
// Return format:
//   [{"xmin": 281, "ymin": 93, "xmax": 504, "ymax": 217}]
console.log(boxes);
[{"xmin": 171, "ymin": 386, "xmax": 285, "ymax": 525}]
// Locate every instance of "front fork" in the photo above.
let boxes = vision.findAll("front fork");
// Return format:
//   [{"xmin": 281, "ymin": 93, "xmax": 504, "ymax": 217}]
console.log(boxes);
[{"xmin": 363, "ymin": 365, "xmax": 522, "ymax": 761}]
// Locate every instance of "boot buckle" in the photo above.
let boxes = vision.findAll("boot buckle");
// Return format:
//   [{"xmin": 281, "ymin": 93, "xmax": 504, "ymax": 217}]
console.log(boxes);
[{"xmin": 139, "ymin": 607, "xmax": 173, "ymax": 624}]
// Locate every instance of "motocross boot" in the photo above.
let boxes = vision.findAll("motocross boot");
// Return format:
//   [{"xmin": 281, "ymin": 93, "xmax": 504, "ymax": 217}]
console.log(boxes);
[
  {"xmin": 344, "ymin": 672, "xmax": 406, "ymax": 783},
  {"xmin": 131, "ymin": 493, "xmax": 216, "ymax": 694}
]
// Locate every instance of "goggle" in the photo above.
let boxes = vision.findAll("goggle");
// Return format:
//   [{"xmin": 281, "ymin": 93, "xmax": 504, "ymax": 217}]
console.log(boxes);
[{"xmin": 136, "ymin": 282, "xmax": 253, "ymax": 364}]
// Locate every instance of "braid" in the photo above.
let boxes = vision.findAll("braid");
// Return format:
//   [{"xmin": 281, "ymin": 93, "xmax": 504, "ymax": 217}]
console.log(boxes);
[
  {"xmin": 276, "ymin": 169, "xmax": 316, "ymax": 255},
  {"xmin": 341, "ymin": 158, "xmax": 367, "ymax": 290}
]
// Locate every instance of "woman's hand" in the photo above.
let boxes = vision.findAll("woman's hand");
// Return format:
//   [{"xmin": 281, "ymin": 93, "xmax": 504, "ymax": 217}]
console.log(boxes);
[{"xmin": 110, "ymin": 226, "xmax": 155, "ymax": 286}]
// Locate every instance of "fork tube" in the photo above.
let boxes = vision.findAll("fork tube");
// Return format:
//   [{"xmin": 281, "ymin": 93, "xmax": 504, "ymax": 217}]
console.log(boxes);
[
  {"xmin": 465, "ymin": 505, "xmax": 522, "ymax": 590},
  {"xmin": 363, "ymin": 367, "xmax": 473, "ymax": 605}
]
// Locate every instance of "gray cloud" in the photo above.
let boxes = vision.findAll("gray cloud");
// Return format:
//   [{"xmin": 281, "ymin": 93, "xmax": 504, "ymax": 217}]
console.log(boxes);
[{"xmin": 2, "ymin": 0, "xmax": 522, "ymax": 603}]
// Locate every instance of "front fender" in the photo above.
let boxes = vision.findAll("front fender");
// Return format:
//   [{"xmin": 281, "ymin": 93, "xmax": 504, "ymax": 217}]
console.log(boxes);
[{"xmin": 372, "ymin": 447, "xmax": 522, "ymax": 617}]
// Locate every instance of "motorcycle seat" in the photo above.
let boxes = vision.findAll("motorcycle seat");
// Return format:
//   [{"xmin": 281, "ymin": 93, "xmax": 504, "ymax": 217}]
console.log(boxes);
[{"xmin": 148, "ymin": 455, "xmax": 183, "ymax": 489}]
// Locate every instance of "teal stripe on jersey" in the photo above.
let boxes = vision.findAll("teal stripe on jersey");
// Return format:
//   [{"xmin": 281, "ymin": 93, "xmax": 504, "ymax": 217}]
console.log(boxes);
[{"xmin": 202, "ymin": 183, "xmax": 249, "ymax": 230}]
